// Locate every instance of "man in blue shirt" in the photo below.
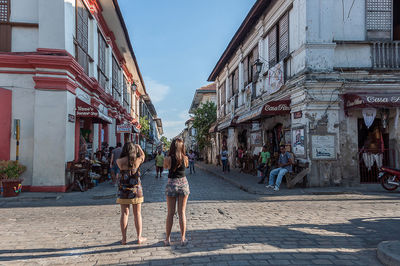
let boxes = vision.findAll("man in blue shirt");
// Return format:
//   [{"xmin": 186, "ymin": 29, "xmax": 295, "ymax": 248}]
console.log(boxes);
[{"xmin": 266, "ymin": 145, "xmax": 293, "ymax": 191}]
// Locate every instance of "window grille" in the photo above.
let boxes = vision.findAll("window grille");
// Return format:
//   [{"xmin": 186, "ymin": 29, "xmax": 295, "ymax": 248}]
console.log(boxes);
[
  {"xmin": 0, "ymin": 0, "xmax": 9, "ymax": 22},
  {"xmin": 366, "ymin": 0, "xmax": 392, "ymax": 40}
]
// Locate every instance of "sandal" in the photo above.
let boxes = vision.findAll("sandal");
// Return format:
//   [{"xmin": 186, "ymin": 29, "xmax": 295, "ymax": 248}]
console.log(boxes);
[
  {"xmin": 163, "ymin": 240, "xmax": 171, "ymax": 246},
  {"xmin": 180, "ymin": 239, "xmax": 188, "ymax": 246}
]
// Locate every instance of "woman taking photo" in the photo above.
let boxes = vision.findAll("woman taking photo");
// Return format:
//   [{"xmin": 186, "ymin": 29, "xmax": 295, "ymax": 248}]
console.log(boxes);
[
  {"xmin": 163, "ymin": 138, "xmax": 190, "ymax": 246},
  {"xmin": 116, "ymin": 142, "xmax": 147, "ymax": 245}
]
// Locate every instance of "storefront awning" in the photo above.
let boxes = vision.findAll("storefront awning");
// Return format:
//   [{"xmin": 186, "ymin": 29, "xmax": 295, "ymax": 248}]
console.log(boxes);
[
  {"xmin": 76, "ymin": 98, "xmax": 112, "ymax": 124},
  {"xmin": 209, "ymin": 121, "xmax": 218, "ymax": 133},
  {"xmin": 217, "ymin": 116, "xmax": 238, "ymax": 131},
  {"xmin": 343, "ymin": 94, "xmax": 400, "ymax": 110},
  {"xmin": 261, "ymin": 100, "xmax": 291, "ymax": 116},
  {"xmin": 236, "ymin": 106, "xmax": 263, "ymax": 124}
]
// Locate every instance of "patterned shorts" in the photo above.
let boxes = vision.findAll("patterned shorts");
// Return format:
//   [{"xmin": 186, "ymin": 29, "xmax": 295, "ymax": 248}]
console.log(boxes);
[{"xmin": 165, "ymin": 177, "xmax": 190, "ymax": 197}]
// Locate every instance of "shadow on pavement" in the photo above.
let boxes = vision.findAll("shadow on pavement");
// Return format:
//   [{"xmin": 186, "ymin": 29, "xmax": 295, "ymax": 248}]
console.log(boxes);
[{"xmin": 0, "ymin": 217, "xmax": 397, "ymax": 264}]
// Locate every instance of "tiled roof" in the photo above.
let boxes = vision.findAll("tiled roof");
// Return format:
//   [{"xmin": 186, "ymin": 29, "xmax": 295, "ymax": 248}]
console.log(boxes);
[{"xmin": 197, "ymin": 83, "xmax": 216, "ymax": 92}]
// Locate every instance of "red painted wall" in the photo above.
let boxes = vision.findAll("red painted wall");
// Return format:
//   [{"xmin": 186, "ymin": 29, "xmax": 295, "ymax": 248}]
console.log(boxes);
[{"xmin": 0, "ymin": 88, "xmax": 12, "ymax": 160}]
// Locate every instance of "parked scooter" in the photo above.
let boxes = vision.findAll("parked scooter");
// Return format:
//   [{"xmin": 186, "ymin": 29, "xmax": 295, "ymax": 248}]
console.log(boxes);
[{"xmin": 378, "ymin": 167, "xmax": 400, "ymax": 191}]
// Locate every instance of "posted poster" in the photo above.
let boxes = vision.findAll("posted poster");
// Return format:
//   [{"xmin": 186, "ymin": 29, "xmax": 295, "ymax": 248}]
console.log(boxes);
[
  {"xmin": 251, "ymin": 131, "xmax": 262, "ymax": 146},
  {"xmin": 292, "ymin": 127, "xmax": 305, "ymax": 156},
  {"xmin": 311, "ymin": 135, "xmax": 336, "ymax": 160}
]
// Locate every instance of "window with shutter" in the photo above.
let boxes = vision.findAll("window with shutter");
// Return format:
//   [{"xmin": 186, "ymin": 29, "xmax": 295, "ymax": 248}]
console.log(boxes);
[
  {"xmin": 243, "ymin": 56, "xmax": 248, "ymax": 85},
  {"xmin": 251, "ymin": 45, "xmax": 259, "ymax": 82},
  {"xmin": 98, "ymin": 32, "xmax": 108, "ymax": 91},
  {"xmin": 279, "ymin": 12, "xmax": 289, "ymax": 60},
  {"xmin": 268, "ymin": 26, "xmax": 277, "ymax": 67},
  {"xmin": 76, "ymin": 0, "xmax": 90, "ymax": 74},
  {"xmin": 0, "ymin": 0, "xmax": 11, "ymax": 52},
  {"xmin": 366, "ymin": 0, "xmax": 392, "ymax": 40},
  {"xmin": 247, "ymin": 52, "xmax": 253, "ymax": 83},
  {"xmin": 220, "ymin": 81, "xmax": 226, "ymax": 105},
  {"xmin": 112, "ymin": 56, "xmax": 121, "ymax": 102}
]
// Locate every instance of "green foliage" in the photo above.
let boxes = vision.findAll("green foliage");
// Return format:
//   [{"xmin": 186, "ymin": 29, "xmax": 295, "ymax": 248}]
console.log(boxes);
[
  {"xmin": 0, "ymin": 161, "xmax": 26, "ymax": 180},
  {"xmin": 160, "ymin": 136, "xmax": 171, "ymax": 150},
  {"xmin": 192, "ymin": 101, "xmax": 217, "ymax": 151},
  {"xmin": 139, "ymin": 116, "xmax": 150, "ymax": 139}
]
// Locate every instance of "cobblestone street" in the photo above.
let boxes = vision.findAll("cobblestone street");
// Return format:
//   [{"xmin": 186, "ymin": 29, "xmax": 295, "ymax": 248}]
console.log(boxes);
[{"xmin": 1, "ymin": 164, "xmax": 400, "ymax": 265}]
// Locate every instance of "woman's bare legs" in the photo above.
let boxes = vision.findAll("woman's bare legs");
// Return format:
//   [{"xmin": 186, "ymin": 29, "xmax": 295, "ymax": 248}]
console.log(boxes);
[
  {"xmin": 120, "ymin": 204, "xmax": 130, "ymax": 245},
  {"xmin": 177, "ymin": 195, "xmax": 189, "ymax": 245},
  {"xmin": 132, "ymin": 203, "xmax": 147, "ymax": 244},
  {"xmin": 165, "ymin": 196, "xmax": 176, "ymax": 245}
]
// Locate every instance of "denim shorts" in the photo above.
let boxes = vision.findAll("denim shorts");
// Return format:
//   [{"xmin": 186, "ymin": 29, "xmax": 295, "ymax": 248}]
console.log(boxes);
[{"xmin": 111, "ymin": 164, "xmax": 120, "ymax": 174}]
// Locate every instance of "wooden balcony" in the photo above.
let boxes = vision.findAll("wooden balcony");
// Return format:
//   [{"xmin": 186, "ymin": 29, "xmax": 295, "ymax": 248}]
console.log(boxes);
[{"xmin": 372, "ymin": 41, "xmax": 400, "ymax": 69}]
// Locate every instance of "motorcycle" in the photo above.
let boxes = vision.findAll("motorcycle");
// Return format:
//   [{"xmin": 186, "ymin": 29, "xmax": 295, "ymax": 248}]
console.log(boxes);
[{"xmin": 378, "ymin": 167, "xmax": 400, "ymax": 191}]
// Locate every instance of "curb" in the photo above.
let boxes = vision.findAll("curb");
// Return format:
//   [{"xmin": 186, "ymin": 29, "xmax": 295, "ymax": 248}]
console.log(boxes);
[
  {"xmin": 196, "ymin": 163, "xmax": 262, "ymax": 195},
  {"xmin": 377, "ymin": 241, "xmax": 400, "ymax": 266}
]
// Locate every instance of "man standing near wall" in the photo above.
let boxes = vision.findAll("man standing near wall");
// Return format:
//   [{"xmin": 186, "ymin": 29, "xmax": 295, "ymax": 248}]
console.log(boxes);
[{"xmin": 110, "ymin": 142, "xmax": 123, "ymax": 186}]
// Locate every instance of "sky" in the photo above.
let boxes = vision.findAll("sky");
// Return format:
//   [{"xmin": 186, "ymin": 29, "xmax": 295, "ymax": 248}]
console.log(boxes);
[{"xmin": 118, "ymin": 0, "xmax": 257, "ymax": 139}]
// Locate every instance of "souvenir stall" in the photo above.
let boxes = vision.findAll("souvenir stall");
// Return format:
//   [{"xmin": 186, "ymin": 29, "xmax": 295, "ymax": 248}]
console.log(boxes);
[{"xmin": 344, "ymin": 94, "xmax": 400, "ymax": 183}]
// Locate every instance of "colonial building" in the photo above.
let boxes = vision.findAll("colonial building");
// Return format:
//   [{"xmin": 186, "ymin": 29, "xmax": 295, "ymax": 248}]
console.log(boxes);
[
  {"xmin": 208, "ymin": 0, "xmax": 400, "ymax": 186},
  {"xmin": 0, "ymin": 0, "xmax": 160, "ymax": 191},
  {"xmin": 189, "ymin": 83, "xmax": 217, "ymax": 162}
]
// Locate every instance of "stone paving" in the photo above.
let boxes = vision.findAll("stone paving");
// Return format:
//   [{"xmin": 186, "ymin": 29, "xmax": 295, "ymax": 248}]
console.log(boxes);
[{"xmin": 1, "ymin": 162, "xmax": 400, "ymax": 265}]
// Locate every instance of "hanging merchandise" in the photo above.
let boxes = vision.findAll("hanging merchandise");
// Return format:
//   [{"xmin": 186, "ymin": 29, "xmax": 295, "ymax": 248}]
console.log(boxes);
[{"xmin": 362, "ymin": 108, "xmax": 376, "ymax": 128}]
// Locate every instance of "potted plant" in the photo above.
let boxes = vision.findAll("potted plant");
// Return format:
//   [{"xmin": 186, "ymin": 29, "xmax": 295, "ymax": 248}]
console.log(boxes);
[{"xmin": 0, "ymin": 160, "xmax": 26, "ymax": 197}]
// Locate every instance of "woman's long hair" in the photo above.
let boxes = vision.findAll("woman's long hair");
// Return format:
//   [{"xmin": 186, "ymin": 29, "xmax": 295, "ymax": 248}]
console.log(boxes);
[
  {"xmin": 169, "ymin": 138, "xmax": 186, "ymax": 171},
  {"xmin": 120, "ymin": 142, "xmax": 137, "ymax": 168}
]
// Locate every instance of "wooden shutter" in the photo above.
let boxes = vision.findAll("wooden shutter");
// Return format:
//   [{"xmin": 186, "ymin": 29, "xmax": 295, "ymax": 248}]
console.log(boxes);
[
  {"xmin": 98, "ymin": 32, "xmax": 107, "ymax": 90},
  {"xmin": 268, "ymin": 26, "xmax": 277, "ymax": 67},
  {"xmin": 112, "ymin": 56, "xmax": 120, "ymax": 101},
  {"xmin": 366, "ymin": 0, "xmax": 392, "ymax": 40},
  {"xmin": 279, "ymin": 12, "xmax": 289, "ymax": 61},
  {"xmin": 234, "ymin": 67, "xmax": 239, "ymax": 94},
  {"xmin": 0, "ymin": 0, "xmax": 11, "ymax": 52},
  {"xmin": 76, "ymin": 0, "xmax": 89, "ymax": 73},
  {"xmin": 243, "ymin": 56, "xmax": 248, "ymax": 85},
  {"xmin": 221, "ymin": 81, "xmax": 226, "ymax": 104},
  {"xmin": 251, "ymin": 45, "xmax": 259, "ymax": 82}
]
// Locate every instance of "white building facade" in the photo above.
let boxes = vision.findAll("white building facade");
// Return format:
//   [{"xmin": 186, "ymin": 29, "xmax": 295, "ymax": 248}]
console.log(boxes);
[
  {"xmin": 0, "ymin": 0, "xmax": 152, "ymax": 191},
  {"xmin": 209, "ymin": 0, "xmax": 400, "ymax": 186}
]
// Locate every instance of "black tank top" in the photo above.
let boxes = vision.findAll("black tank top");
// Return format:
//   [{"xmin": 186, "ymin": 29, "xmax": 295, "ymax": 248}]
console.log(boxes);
[{"xmin": 168, "ymin": 156, "xmax": 186, "ymax": 179}]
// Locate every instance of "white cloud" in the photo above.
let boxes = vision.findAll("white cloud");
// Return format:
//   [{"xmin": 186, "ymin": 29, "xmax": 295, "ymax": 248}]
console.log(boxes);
[{"xmin": 144, "ymin": 77, "xmax": 170, "ymax": 103}]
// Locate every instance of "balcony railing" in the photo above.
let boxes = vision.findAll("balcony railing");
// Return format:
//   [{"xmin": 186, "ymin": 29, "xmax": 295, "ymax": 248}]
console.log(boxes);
[{"xmin": 372, "ymin": 41, "xmax": 400, "ymax": 69}]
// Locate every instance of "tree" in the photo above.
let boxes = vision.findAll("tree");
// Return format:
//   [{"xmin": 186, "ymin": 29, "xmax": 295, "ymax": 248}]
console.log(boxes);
[
  {"xmin": 160, "ymin": 136, "xmax": 171, "ymax": 150},
  {"xmin": 192, "ymin": 101, "xmax": 217, "ymax": 151},
  {"xmin": 139, "ymin": 116, "xmax": 150, "ymax": 139}
]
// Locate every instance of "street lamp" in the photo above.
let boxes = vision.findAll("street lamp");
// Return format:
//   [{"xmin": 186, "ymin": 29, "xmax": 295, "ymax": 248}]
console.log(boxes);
[
  {"xmin": 131, "ymin": 82, "xmax": 137, "ymax": 92},
  {"xmin": 254, "ymin": 58, "xmax": 263, "ymax": 76}
]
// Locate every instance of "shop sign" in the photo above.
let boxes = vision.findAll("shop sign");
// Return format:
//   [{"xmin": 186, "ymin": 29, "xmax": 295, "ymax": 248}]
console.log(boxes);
[
  {"xmin": 344, "ymin": 94, "xmax": 400, "ymax": 109},
  {"xmin": 117, "ymin": 124, "xmax": 132, "ymax": 133},
  {"xmin": 76, "ymin": 104, "xmax": 97, "ymax": 117},
  {"xmin": 293, "ymin": 111, "xmax": 302, "ymax": 119},
  {"xmin": 262, "ymin": 100, "xmax": 291, "ymax": 115},
  {"xmin": 68, "ymin": 114, "xmax": 75, "ymax": 123}
]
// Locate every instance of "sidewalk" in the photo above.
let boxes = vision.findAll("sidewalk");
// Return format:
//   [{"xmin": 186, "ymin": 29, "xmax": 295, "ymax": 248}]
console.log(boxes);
[
  {"xmin": 196, "ymin": 161, "xmax": 388, "ymax": 196},
  {"xmin": 0, "ymin": 160, "xmax": 155, "ymax": 203}
]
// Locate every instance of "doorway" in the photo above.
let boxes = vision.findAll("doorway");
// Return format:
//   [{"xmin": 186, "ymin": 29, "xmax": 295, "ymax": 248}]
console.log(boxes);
[{"xmin": 358, "ymin": 118, "xmax": 389, "ymax": 183}]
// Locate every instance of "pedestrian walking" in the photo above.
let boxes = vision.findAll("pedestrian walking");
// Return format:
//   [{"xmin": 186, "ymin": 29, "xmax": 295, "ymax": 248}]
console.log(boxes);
[
  {"xmin": 188, "ymin": 149, "xmax": 196, "ymax": 174},
  {"xmin": 116, "ymin": 142, "xmax": 147, "ymax": 245},
  {"xmin": 163, "ymin": 138, "xmax": 190, "ymax": 246},
  {"xmin": 267, "ymin": 145, "xmax": 293, "ymax": 191},
  {"xmin": 110, "ymin": 142, "xmax": 122, "ymax": 186},
  {"xmin": 221, "ymin": 146, "xmax": 229, "ymax": 172},
  {"xmin": 257, "ymin": 145, "xmax": 271, "ymax": 184},
  {"xmin": 155, "ymin": 150, "xmax": 164, "ymax": 178}
]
